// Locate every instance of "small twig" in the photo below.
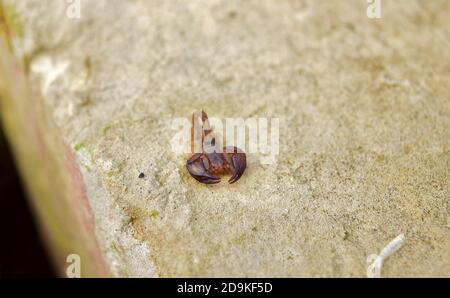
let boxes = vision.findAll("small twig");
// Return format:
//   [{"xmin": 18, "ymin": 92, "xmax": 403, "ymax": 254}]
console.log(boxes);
[{"xmin": 367, "ymin": 234, "xmax": 406, "ymax": 278}]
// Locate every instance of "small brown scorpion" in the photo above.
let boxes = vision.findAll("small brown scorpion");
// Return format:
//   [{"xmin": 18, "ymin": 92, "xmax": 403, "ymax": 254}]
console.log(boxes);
[{"xmin": 186, "ymin": 111, "xmax": 246, "ymax": 184}]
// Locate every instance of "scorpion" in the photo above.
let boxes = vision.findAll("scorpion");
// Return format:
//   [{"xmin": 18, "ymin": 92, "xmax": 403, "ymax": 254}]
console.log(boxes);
[{"xmin": 186, "ymin": 111, "xmax": 246, "ymax": 184}]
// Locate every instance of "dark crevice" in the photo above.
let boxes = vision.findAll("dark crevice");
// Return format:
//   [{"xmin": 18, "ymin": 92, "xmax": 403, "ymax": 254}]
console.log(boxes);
[{"xmin": 0, "ymin": 126, "xmax": 56, "ymax": 277}]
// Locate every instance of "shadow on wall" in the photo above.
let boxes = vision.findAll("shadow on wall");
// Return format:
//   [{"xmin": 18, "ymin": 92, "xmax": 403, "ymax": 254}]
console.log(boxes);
[{"xmin": 0, "ymin": 126, "xmax": 56, "ymax": 277}]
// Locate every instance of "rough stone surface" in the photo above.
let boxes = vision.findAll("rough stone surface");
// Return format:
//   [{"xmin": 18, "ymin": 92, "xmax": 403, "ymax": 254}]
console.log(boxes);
[{"xmin": 8, "ymin": 0, "xmax": 450, "ymax": 276}]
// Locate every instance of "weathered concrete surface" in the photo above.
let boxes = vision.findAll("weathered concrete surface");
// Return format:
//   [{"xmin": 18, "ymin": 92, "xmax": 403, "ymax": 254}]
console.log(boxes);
[{"xmin": 4, "ymin": 0, "xmax": 450, "ymax": 276}]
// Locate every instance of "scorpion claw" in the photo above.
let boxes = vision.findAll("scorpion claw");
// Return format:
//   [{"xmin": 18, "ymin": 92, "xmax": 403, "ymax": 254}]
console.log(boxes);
[
  {"xmin": 226, "ymin": 147, "xmax": 247, "ymax": 184},
  {"xmin": 186, "ymin": 153, "xmax": 221, "ymax": 184},
  {"xmin": 201, "ymin": 176, "xmax": 222, "ymax": 184}
]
